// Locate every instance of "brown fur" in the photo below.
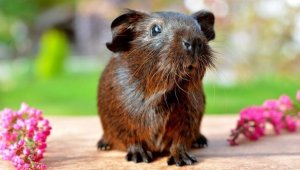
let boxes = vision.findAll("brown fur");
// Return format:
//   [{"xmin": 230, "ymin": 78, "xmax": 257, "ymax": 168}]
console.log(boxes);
[{"xmin": 97, "ymin": 9, "xmax": 215, "ymax": 166}]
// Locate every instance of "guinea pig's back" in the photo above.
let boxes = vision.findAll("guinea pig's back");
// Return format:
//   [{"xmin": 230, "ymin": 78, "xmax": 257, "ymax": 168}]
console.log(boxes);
[
  {"xmin": 99, "ymin": 57, "xmax": 146, "ymax": 150},
  {"xmin": 97, "ymin": 58, "xmax": 120, "ymax": 130}
]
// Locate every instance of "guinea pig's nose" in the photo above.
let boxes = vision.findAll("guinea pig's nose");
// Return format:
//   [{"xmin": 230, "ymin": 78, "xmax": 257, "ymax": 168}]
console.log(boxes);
[{"xmin": 182, "ymin": 40, "xmax": 192, "ymax": 51}]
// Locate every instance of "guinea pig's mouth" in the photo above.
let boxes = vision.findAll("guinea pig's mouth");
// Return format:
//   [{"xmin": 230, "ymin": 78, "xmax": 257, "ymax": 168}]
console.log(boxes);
[
  {"xmin": 177, "ymin": 67, "xmax": 199, "ymax": 82},
  {"xmin": 181, "ymin": 60, "xmax": 201, "ymax": 77}
]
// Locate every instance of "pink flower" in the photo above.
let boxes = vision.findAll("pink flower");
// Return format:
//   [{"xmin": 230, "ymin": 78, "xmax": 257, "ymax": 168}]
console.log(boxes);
[
  {"xmin": 235, "ymin": 106, "xmax": 266, "ymax": 141},
  {"xmin": 240, "ymin": 106, "xmax": 265, "ymax": 123},
  {"xmin": 17, "ymin": 140, "xmax": 25, "ymax": 147},
  {"xmin": 297, "ymin": 91, "xmax": 300, "ymax": 102},
  {"xmin": 228, "ymin": 92, "xmax": 300, "ymax": 146},
  {"xmin": 0, "ymin": 103, "xmax": 51, "ymax": 169},
  {"xmin": 41, "ymin": 119, "xmax": 49, "ymax": 126},
  {"xmin": 263, "ymin": 99, "xmax": 278, "ymax": 110},
  {"xmin": 22, "ymin": 148, "xmax": 30, "ymax": 156},
  {"xmin": 38, "ymin": 143, "xmax": 47, "ymax": 150},
  {"xmin": 40, "ymin": 164, "xmax": 47, "ymax": 170},
  {"xmin": 227, "ymin": 138, "xmax": 238, "ymax": 146},
  {"xmin": 278, "ymin": 95, "xmax": 293, "ymax": 111},
  {"xmin": 18, "ymin": 103, "xmax": 30, "ymax": 114},
  {"xmin": 267, "ymin": 110, "xmax": 283, "ymax": 134},
  {"xmin": 284, "ymin": 115, "xmax": 297, "ymax": 132},
  {"xmin": 2, "ymin": 149, "xmax": 14, "ymax": 160}
]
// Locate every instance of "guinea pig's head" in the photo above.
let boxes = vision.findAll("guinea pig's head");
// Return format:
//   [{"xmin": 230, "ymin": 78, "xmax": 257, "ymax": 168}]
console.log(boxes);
[{"xmin": 107, "ymin": 9, "xmax": 215, "ymax": 91}]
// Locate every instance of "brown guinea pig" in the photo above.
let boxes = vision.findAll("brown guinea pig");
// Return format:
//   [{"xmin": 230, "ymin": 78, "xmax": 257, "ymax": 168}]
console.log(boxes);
[{"xmin": 97, "ymin": 9, "xmax": 215, "ymax": 166}]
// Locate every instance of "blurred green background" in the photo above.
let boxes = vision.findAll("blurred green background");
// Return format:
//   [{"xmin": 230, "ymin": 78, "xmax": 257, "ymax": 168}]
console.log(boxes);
[{"xmin": 0, "ymin": 0, "xmax": 299, "ymax": 116}]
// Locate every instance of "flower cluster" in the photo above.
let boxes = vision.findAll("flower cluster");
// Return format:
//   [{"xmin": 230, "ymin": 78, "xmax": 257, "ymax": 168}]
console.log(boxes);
[
  {"xmin": 0, "ymin": 103, "xmax": 51, "ymax": 170},
  {"xmin": 228, "ymin": 91, "xmax": 300, "ymax": 146}
]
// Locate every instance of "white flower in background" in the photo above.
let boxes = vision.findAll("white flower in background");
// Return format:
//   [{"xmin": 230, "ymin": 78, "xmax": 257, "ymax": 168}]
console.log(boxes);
[
  {"xmin": 210, "ymin": 0, "xmax": 229, "ymax": 18},
  {"xmin": 293, "ymin": 15, "xmax": 300, "ymax": 45},
  {"xmin": 256, "ymin": 0, "xmax": 287, "ymax": 18},
  {"xmin": 205, "ymin": 69, "xmax": 237, "ymax": 86},
  {"xmin": 230, "ymin": 31, "xmax": 252, "ymax": 56},
  {"xmin": 286, "ymin": 0, "xmax": 300, "ymax": 8},
  {"xmin": 184, "ymin": 0, "xmax": 229, "ymax": 17},
  {"xmin": 184, "ymin": 0, "xmax": 206, "ymax": 12}
]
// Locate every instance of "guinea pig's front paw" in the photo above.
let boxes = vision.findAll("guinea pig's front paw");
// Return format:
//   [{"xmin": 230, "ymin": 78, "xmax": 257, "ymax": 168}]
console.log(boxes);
[
  {"xmin": 192, "ymin": 134, "xmax": 208, "ymax": 148},
  {"xmin": 97, "ymin": 138, "xmax": 111, "ymax": 151},
  {"xmin": 167, "ymin": 151, "xmax": 197, "ymax": 166},
  {"xmin": 126, "ymin": 144, "xmax": 153, "ymax": 163}
]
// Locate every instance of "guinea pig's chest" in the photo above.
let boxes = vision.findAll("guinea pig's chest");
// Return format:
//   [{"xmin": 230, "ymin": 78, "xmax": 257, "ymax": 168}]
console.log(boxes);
[
  {"xmin": 148, "ymin": 101, "xmax": 198, "ymax": 151},
  {"xmin": 113, "ymin": 63, "xmax": 199, "ymax": 133}
]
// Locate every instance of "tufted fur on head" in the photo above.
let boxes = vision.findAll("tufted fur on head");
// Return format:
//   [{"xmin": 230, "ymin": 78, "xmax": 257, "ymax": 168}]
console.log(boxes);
[{"xmin": 106, "ymin": 9, "xmax": 215, "ymax": 97}]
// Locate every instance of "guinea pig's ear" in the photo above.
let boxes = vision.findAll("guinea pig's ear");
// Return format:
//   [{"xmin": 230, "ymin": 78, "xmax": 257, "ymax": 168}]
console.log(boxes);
[
  {"xmin": 192, "ymin": 10, "xmax": 215, "ymax": 41},
  {"xmin": 106, "ymin": 9, "xmax": 146, "ymax": 52}
]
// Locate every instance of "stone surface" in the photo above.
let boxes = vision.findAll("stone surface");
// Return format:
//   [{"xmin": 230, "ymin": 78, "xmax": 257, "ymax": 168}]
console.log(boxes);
[{"xmin": 1, "ymin": 115, "xmax": 300, "ymax": 170}]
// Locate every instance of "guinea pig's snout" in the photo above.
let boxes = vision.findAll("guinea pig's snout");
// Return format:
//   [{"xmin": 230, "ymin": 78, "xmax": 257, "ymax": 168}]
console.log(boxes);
[{"xmin": 182, "ymin": 39, "xmax": 198, "ymax": 72}]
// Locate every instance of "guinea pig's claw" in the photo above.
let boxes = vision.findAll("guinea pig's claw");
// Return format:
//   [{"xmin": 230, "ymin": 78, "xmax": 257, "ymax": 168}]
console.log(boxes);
[
  {"xmin": 167, "ymin": 152, "xmax": 197, "ymax": 166},
  {"xmin": 97, "ymin": 139, "xmax": 111, "ymax": 151},
  {"xmin": 126, "ymin": 145, "xmax": 153, "ymax": 163},
  {"xmin": 192, "ymin": 134, "xmax": 208, "ymax": 148}
]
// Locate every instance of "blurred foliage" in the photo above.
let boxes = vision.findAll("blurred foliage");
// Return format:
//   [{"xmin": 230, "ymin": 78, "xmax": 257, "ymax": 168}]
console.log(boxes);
[
  {"xmin": 217, "ymin": 0, "xmax": 300, "ymax": 78},
  {"xmin": 35, "ymin": 29, "xmax": 69, "ymax": 79},
  {"xmin": 0, "ymin": 0, "xmax": 76, "ymax": 56},
  {"xmin": 0, "ymin": 0, "xmax": 299, "ymax": 115},
  {"xmin": 0, "ymin": 0, "xmax": 76, "ymax": 21}
]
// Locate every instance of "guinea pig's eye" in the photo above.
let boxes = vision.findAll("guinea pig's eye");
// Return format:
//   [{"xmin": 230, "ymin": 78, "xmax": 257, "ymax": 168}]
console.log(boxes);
[{"xmin": 151, "ymin": 24, "xmax": 162, "ymax": 37}]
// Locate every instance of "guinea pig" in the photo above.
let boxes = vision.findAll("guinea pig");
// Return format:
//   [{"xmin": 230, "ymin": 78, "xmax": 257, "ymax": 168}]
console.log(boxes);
[{"xmin": 97, "ymin": 9, "xmax": 215, "ymax": 166}]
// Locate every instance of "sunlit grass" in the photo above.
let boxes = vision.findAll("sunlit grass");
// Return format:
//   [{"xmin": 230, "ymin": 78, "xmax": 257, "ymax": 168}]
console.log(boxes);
[
  {"xmin": 205, "ymin": 76, "xmax": 300, "ymax": 114},
  {"xmin": 0, "ymin": 71, "xmax": 299, "ymax": 116},
  {"xmin": 0, "ymin": 72, "xmax": 100, "ymax": 116}
]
